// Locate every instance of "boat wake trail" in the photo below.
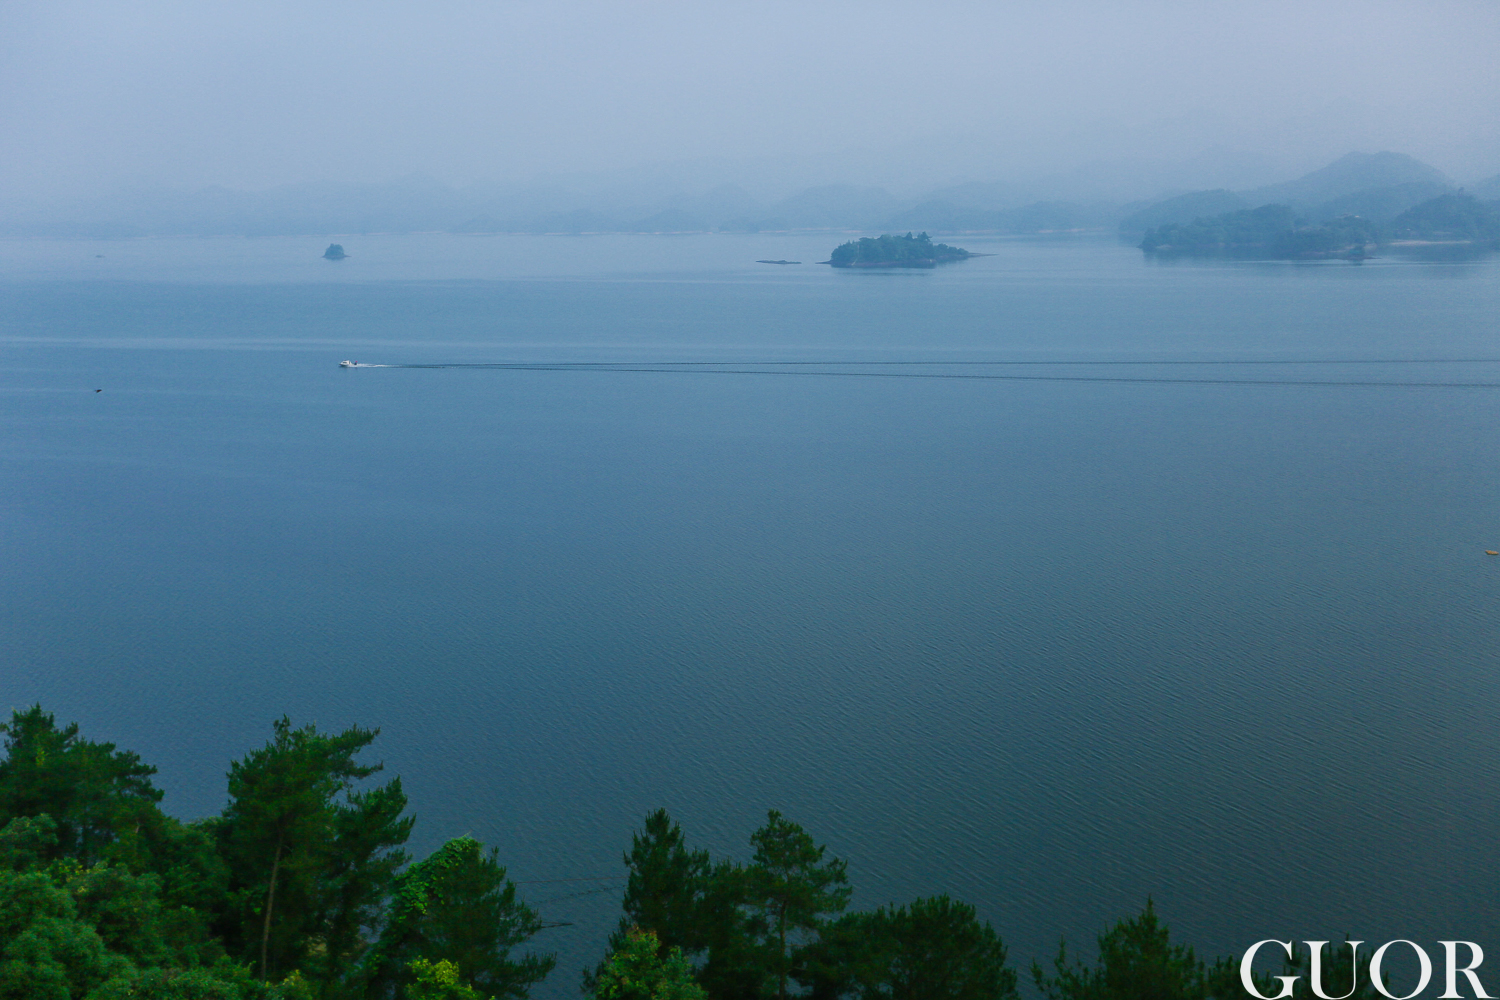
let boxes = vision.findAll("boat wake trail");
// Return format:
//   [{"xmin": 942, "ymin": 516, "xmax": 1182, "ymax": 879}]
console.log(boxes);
[{"xmin": 336, "ymin": 359, "xmax": 1500, "ymax": 389}]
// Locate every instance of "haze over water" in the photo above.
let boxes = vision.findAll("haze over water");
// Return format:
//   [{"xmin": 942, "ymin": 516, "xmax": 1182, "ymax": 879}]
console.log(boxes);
[{"xmin": 4, "ymin": 233, "xmax": 1500, "ymax": 994}]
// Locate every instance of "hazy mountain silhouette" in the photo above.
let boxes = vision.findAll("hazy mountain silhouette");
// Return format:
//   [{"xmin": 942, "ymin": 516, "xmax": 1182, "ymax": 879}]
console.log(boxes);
[
  {"xmin": 1308, "ymin": 182, "xmax": 1453, "ymax": 223},
  {"xmin": 1470, "ymin": 173, "xmax": 1500, "ymax": 201},
  {"xmin": 1240, "ymin": 152, "xmax": 1449, "ymax": 209},
  {"xmin": 916, "ymin": 181, "xmax": 1035, "ymax": 212},
  {"xmin": 1, "ymin": 149, "xmax": 1486, "ymax": 239},
  {"xmin": 623, "ymin": 208, "xmax": 710, "ymax": 233},
  {"xmin": 1118, "ymin": 190, "xmax": 1247, "ymax": 233},
  {"xmin": 1118, "ymin": 153, "xmax": 1456, "ymax": 236},
  {"xmin": 759, "ymin": 185, "xmax": 901, "ymax": 230},
  {"xmin": 1389, "ymin": 193, "xmax": 1500, "ymax": 241},
  {"xmin": 883, "ymin": 200, "xmax": 1119, "ymax": 234}
]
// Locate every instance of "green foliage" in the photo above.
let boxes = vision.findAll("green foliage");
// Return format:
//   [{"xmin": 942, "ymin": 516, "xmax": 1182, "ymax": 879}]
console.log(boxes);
[
  {"xmin": 0, "ymin": 867, "xmax": 128, "ymax": 1000},
  {"xmin": 61, "ymin": 861, "xmax": 178, "ymax": 970},
  {"xmin": 356, "ymin": 836, "xmax": 553, "ymax": 1000},
  {"xmin": 1389, "ymin": 192, "xmax": 1500, "ymax": 241},
  {"xmin": 593, "ymin": 928, "xmax": 706, "ymax": 1000},
  {"xmin": 0, "ymin": 709, "xmax": 230, "ymax": 969},
  {"xmin": 602, "ymin": 812, "xmax": 1024, "ymax": 1000},
  {"xmin": 791, "ymin": 908, "xmax": 871, "ymax": 999},
  {"xmin": 873, "ymin": 896, "xmax": 1016, "ymax": 1000},
  {"xmin": 0, "ymin": 706, "xmax": 163, "ymax": 866},
  {"xmin": 1140, "ymin": 205, "xmax": 1292, "ymax": 252},
  {"xmin": 1273, "ymin": 215, "xmax": 1377, "ymax": 256},
  {"xmin": 88, "ymin": 964, "xmax": 312, "ymax": 1000},
  {"xmin": 587, "ymin": 809, "xmax": 714, "ymax": 994},
  {"xmin": 620, "ymin": 810, "xmax": 713, "ymax": 957},
  {"xmin": 1032, "ymin": 900, "xmax": 1239, "ymax": 1000},
  {"xmin": 218, "ymin": 717, "xmax": 411, "ymax": 983},
  {"xmin": 0, "ymin": 813, "xmax": 60, "ymax": 871},
  {"xmin": 407, "ymin": 959, "xmax": 482, "ymax": 1000},
  {"xmin": 881, "ymin": 896, "xmax": 1014, "ymax": 1000},
  {"xmin": 0, "ymin": 711, "xmax": 552, "ymax": 1000},
  {"xmin": 0, "ymin": 706, "xmax": 1278, "ymax": 1000},
  {"xmin": 597, "ymin": 810, "xmax": 854, "ymax": 1000},
  {"xmin": 309, "ymin": 777, "xmax": 413, "ymax": 987},
  {"xmin": 103, "ymin": 809, "xmax": 229, "ymax": 919},
  {"xmin": 1, "ymin": 816, "xmax": 223, "ymax": 974},
  {"xmin": 743, "ymin": 811, "xmax": 851, "ymax": 1000},
  {"xmin": 829, "ymin": 232, "xmax": 972, "ymax": 267},
  {"xmin": 116, "ymin": 817, "xmax": 229, "ymax": 963},
  {"xmin": 798, "ymin": 896, "xmax": 1017, "ymax": 1000},
  {"xmin": 1139, "ymin": 205, "xmax": 1375, "ymax": 257},
  {"xmin": 689, "ymin": 860, "xmax": 763, "ymax": 1000}
]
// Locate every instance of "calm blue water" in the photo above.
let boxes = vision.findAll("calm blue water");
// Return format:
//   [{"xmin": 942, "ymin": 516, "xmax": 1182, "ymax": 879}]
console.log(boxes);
[{"xmin": 3, "ymin": 233, "xmax": 1500, "ymax": 994}]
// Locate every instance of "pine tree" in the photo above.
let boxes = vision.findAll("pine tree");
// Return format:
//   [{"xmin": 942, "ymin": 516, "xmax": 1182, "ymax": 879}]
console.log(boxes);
[
  {"xmin": 356, "ymin": 836, "xmax": 554, "ymax": 999},
  {"xmin": 0, "ymin": 705, "xmax": 162, "ymax": 865},
  {"xmin": 218, "ymin": 717, "xmax": 411, "ymax": 983},
  {"xmin": 743, "ymin": 811, "xmax": 850, "ymax": 1000}
]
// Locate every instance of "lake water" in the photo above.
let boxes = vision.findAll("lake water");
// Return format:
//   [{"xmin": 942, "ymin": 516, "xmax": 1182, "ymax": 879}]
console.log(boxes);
[{"xmin": 3, "ymin": 233, "xmax": 1499, "ymax": 995}]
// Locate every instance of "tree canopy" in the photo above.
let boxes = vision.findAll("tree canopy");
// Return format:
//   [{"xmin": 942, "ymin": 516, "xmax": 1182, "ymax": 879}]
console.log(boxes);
[
  {"xmin": 1388, "ymin": 192, "xmax": 1500, "ymax": 241},
  {"xmin": 593, "ymin": 928, "xmax": 706, "ymax": 1000},
  {"xmin": 828, "ymin": 232, "xmax": 973, "ymax": 267},
  {"xmin": 1138, "ymin": 192, "xmax": 1500, "ymax": 256},
  {"xmin": 356, "ymin": 836, "xmax": 555, "ymax": 1000},
  {"xmin": 0, "ymin": 705, "xmax": 162, "ymax": 866},
  {"xmin": 1, "ymin": 705, "xmax": 1292, "ymax": 1000},
  {"xmin": 1032, "ymin": 900, "xmax": 1240, "ymax": 1000},
  {"xmin": 1138, "ymin": 204, "xmax": 1380, "ymax": 257},
  {"xmin": 217, "ymin": 717, "xmax": 413, "ymax": 984},
  {"xmin": 799, "ymin": 895, "xmax": 1017, "ymax": 1000},
  {"xmin": 0, "ymin": 706, "xmax": 549, "ymax": 1000}
]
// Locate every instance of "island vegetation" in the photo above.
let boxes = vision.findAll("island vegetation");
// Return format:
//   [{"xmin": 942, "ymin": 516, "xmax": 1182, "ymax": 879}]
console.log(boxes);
[
  {"xmin": 827, "ymin": 232, "xmax": 975, "ymax": 268},
  {"xmin": 1139, "ymin": 205, "xmax": 1377, "ymax": 258},
  {"xmin": 1387, "ymin": 192, "xmax": 1500, "ymax": 242},
  {"xmin": 1, "ymin": 705, "xmax": 1390, "ymax": 1000},
  {"xmin": 323, "ymin": 244, "xmax": 347, "ymax": 260},
  {"xmin": 1138, "ymin": 192, "xmax": 1500, "ymax": 258}
]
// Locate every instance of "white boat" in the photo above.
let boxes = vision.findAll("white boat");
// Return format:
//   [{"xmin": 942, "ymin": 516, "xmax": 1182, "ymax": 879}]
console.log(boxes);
[{"xmin": 339, "ymin": 360, "xmax": 357, "ymax": 367}]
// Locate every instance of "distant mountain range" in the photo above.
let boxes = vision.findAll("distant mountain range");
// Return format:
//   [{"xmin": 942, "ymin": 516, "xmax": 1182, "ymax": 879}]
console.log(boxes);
[
  {"xmin": 1137, "ymin": 190, "xmax": 1500, "ymax": 258},
  {"xmin": 1129, "ymin": 154, "xmax": 1500, "ymax": 258},
  {"xmin": 2, "ymin": 151, "xmax": 1497, "ymax": 240},
  {"xmin": 1118, "ymin": 153, "xmax": 1465, "ymax": 233}
]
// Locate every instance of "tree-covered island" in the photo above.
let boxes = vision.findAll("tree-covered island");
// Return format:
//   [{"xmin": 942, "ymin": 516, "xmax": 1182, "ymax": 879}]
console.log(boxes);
[
  {"xmin": 1139, "ymin": 205, "xmax": 1377, "ymax": 258},
  {"xmin": 1138, "ymin": 192, "xmax": 1500, "ymax": 258},
  {"xmin": 0, "ymin": 704, "xmax": 1393, "ymax": 1000},
  {"xmin": 1387, "ymin": 192, "xmax": 1500, "ymax": 243},
  {"xmin": 827, "ymin": 232, "xmax": 978, "ymax": 268}
]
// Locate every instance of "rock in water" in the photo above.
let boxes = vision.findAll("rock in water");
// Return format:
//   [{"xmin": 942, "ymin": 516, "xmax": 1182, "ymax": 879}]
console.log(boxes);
[{"xmin": 323, "ymin": 244, "xmax": 347, "ymax": 260}]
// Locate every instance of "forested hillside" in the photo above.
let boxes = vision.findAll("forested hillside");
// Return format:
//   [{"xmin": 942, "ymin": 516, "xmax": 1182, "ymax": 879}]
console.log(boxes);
[
  {"xmin": 1388, "ymin": 192, "xmax": 1500, "ymax": 241},
  {"xmin": 1138, "ymin": 205, "xmax": 1377, "ymax": 257},
  {"xmin": 0, "ymin": 707, "xmax": 1391, "ymax": 999},
  {"xmin": 1137, "ymin": 189, "xmax": 1500, "ymax": 256}
]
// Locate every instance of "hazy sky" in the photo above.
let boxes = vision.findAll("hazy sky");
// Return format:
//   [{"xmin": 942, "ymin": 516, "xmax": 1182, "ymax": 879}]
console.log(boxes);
[{"xmin": 3, "ymin": 0, "xmax": 1498, "ymax": 202}]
